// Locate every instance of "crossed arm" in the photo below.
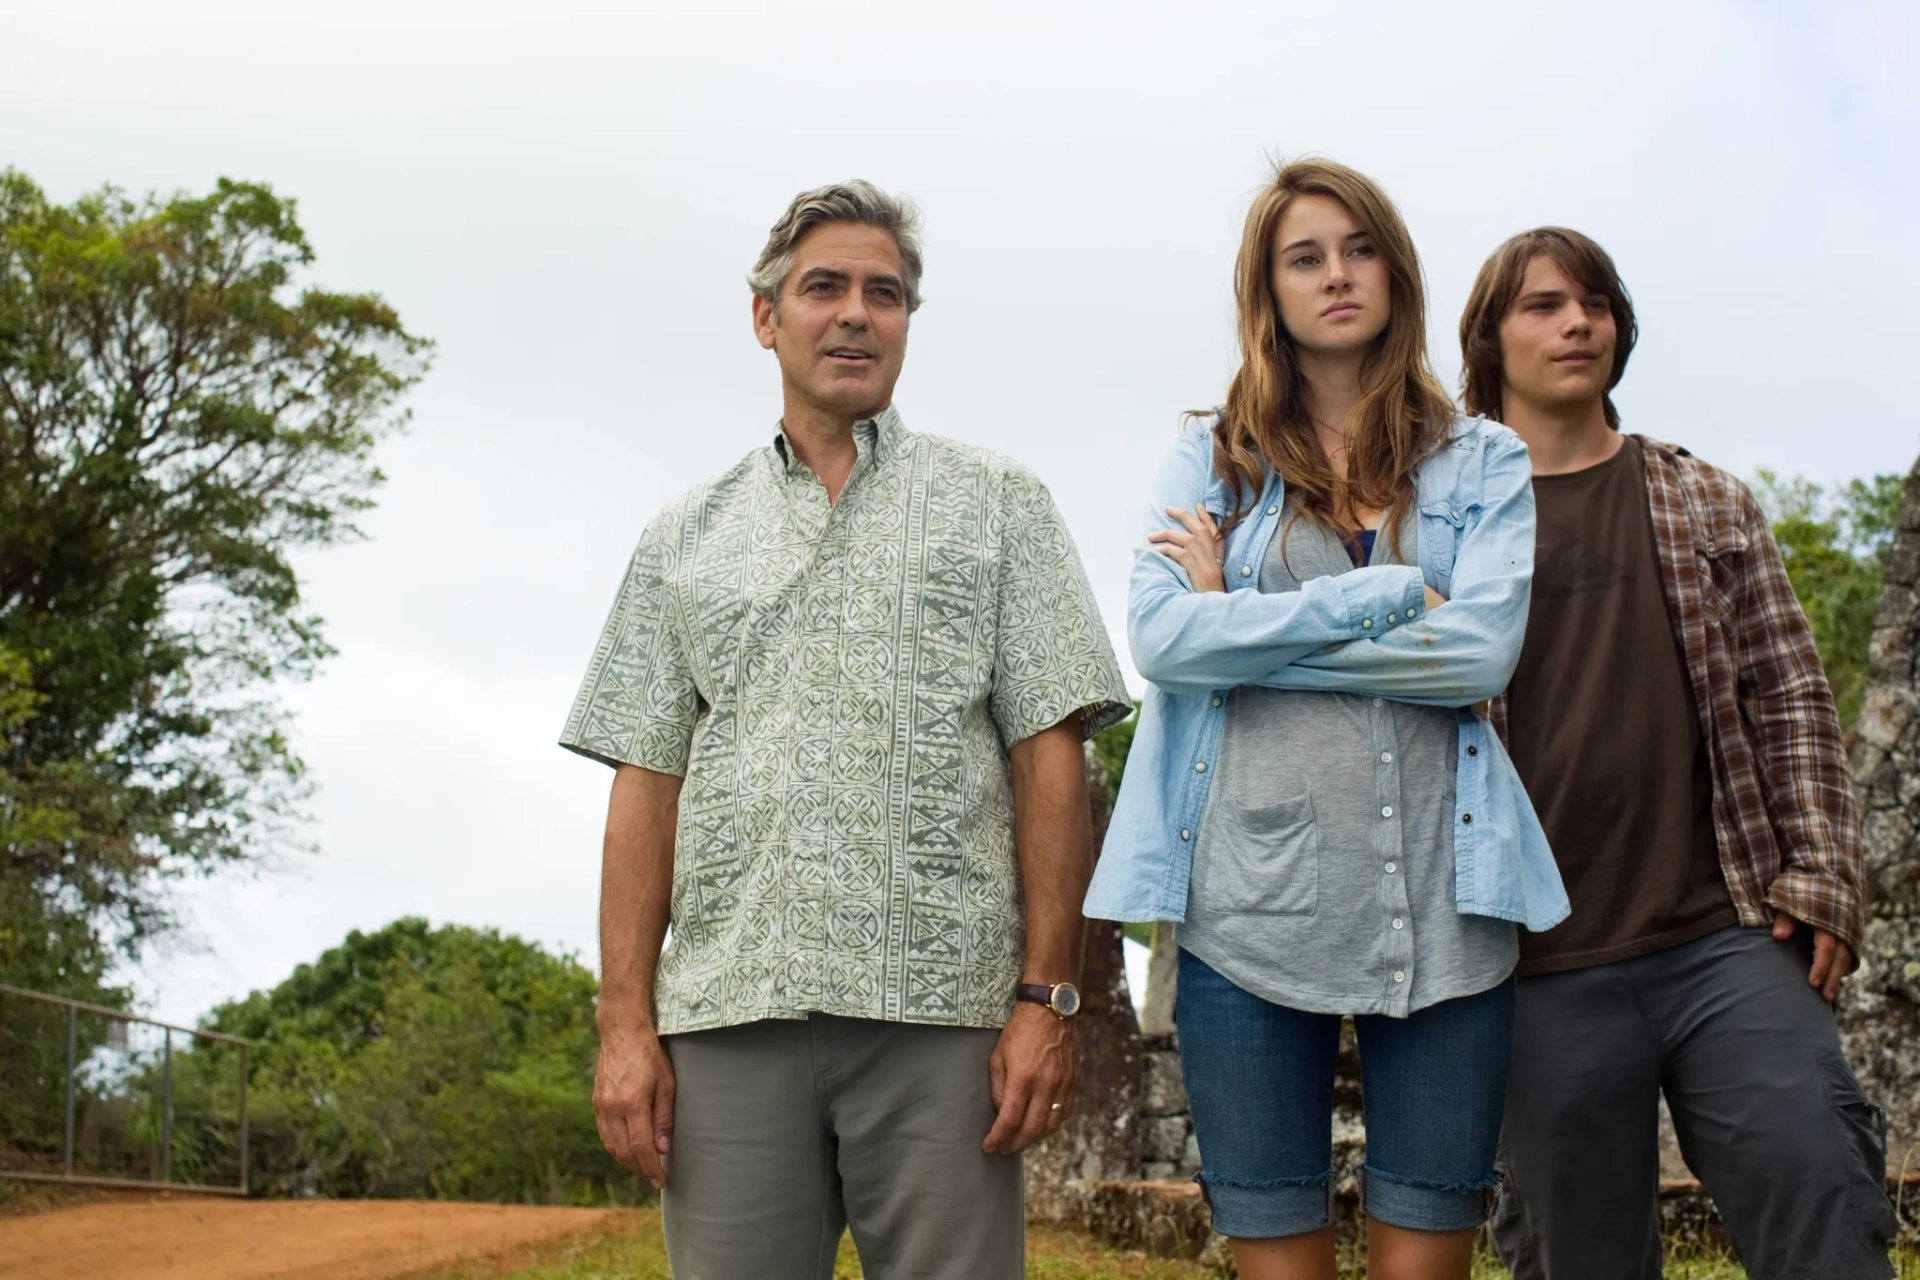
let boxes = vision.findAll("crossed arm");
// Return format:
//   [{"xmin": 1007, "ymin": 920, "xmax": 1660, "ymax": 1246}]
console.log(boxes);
[{"xmin": 1132, "ymin": 435, "xmax": 1535, "ymax": 706}]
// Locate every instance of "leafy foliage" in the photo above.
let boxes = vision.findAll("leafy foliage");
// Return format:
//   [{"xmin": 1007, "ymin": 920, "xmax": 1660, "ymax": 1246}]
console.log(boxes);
[
  {"xmin": 1092, "ymin": 701, "xmax": 1140, "ymax": 797},
  {"xmin": 1753, "ymin": 471, "xmax": 1904, "ymax": 730},
  {"xmin": 1090, "ymin": 703, "xmax": 1153, "ymax": 947},
  {"xmin": 198, "ymin": 919, "xmax": 639, "ymax": 1203},
  {"xmin": 0, "ymin": 169, "xmax": 428, "ymax": 996}
]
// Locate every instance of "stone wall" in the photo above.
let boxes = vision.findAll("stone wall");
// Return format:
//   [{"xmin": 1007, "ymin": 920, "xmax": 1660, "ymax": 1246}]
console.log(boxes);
[{"xmin": 1840, "ymin": 455, "xmax": 1920, "ymax": 1170}]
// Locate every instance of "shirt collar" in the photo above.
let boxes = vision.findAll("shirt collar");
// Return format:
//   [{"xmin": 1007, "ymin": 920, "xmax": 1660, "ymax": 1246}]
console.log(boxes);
[{"xmin": 772, "ymin": 405, "xmax": 905, "ymax": 474}]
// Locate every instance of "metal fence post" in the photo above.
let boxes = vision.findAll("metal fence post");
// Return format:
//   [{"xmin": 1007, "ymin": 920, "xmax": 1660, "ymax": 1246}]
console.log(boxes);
[
  {"xmin": 238, "ymin": 1040, "xmax": 250, "ymax": 1196},
  {"xmin": 63, "ymin": 1004, "xmax": 75, "ymax": 1176},
  {"xmin": 160, "ymin": 1027, "xmax": 172, "ymax": 1184}
]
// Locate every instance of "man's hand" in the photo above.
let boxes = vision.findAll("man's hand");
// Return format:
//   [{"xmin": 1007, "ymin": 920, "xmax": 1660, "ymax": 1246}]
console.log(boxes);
[
  {"xmin": 1773, "ymin": 912, "xmax": 1855, "ymax": 1003},
  {"xmin": 983, "ymin": 1001, "xmax": 1079, "ymax": 1154},
  {"xmin": 594, "ymin": 1023, "xmax": 676, "ymax": 1188},
  {"xmin": 1150, "ymin": 507, "xmax": 1227, "ymax": 593}
]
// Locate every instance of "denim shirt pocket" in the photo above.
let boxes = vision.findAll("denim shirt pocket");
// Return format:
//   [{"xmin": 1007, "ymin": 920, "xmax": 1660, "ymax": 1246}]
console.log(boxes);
[{"xmin": 1417, "ymin": 499, "xmax": 1473, "ymax": 599}]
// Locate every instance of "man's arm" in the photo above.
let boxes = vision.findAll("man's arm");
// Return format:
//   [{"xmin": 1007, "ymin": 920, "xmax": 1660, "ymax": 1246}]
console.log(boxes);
[
  {"xmin": 1730, "ymin": 485, "xmax": 1865, "ymax": 1000},
  {"xmin": 983, "ymin": 716, "xmax": 1090, "ymax": 1155},
  {"xmin": 592, "ymin": 764, "xmax": 680, "ymax": 1187}
]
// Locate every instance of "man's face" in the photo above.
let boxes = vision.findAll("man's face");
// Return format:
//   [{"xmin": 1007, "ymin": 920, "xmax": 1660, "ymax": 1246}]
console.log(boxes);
[
  {"xmin": 753, "ymin": 221, "xmax": 909, "ymax": 422},
  {"xmin": 1497, "ymin": 254, "xmax": 1618, "ymax": 415}
]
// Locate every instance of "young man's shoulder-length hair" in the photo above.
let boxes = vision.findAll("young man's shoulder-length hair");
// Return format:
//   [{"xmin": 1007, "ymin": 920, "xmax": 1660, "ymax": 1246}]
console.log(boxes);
[
  {"xmin": 1206, "ymin": 158, "xmax": 1454, "ymax": 542},
  {"xmin": 1459, "ymin": 227, "xmax": 1639, "ymax": 427}
]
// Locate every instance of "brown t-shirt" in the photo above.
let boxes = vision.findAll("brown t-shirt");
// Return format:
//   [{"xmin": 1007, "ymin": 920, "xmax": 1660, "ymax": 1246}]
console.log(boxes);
[{"xmin": 1506, "ymin": 436, "xmax": 1738, "ymax": 976}]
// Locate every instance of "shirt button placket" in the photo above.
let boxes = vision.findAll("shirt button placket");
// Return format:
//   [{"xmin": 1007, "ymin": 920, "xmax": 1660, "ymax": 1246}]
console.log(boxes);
[{"xmin": 1374, "ymin": 706, "xmax": 1412, "ymax": 998}]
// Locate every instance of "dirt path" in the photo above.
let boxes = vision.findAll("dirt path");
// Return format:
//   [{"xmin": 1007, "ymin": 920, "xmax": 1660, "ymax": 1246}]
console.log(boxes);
[{"xmin": 0, "ymin": 1198, "xmax": 614, "ymax": 1280}]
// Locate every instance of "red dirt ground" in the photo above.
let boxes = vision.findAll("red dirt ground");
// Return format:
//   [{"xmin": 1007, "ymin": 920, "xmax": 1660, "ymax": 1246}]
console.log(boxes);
[{"xmin": 0, "ymin": 1198, "xmax": 614, "ymax": 1279}]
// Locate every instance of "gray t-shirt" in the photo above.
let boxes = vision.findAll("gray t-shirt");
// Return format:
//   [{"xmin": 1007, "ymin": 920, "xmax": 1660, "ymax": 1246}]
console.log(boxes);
[{"xmin": 1181, "ymin": 503, "xmax": 1517, "ymax": 1017}]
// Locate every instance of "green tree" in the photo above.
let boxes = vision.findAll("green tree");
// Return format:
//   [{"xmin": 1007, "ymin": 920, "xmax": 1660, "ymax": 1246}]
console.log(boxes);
[
  {"xmin": 1753, "ymin": 471, "xmax": 1904, "ymax": 731},
  {"xmin": 0, "ymin": 170, "xmax": 429, "ymax": 998},
  {"xmin": 1091, "ymin": 700, "xmax": 1140, "ymax": 798},
  {"xmin": 1091, "ymin": 703, "xmax": 1153, "ymax": 947},
  {"xmin": 196, "ymin": 919, "xmax": 638, "ymax": 1204}
]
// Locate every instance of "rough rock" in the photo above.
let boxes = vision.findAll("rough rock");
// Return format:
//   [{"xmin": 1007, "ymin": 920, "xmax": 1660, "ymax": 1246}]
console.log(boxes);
[
  {"xmin": 1140, "ymin": 1050, "xmax": 1188, "ymax": 1117},
  {"xmin": 1843, "ymin": 456, "xmax": 1920, "ymax": 1168},
  {"xmin": 1024, "ymin": 749, "xmax": 1148, "ymax": 1221}
]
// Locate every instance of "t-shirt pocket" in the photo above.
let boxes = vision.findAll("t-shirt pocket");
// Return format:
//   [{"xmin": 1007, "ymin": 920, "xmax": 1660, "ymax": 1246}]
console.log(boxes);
[{"xmin": 1198, "ymin": 792, "xmax": 1320, "ymax": 916}]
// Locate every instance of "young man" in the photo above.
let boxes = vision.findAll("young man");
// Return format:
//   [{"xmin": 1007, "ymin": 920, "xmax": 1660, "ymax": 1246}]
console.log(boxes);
[
  {"xmin": 1460, "ymin": 227, "xmax": 1897, "ymax": 1279},
  {"xmin": 563, "ymin": 181, "xmax": 1130, "ymax": 1279}
]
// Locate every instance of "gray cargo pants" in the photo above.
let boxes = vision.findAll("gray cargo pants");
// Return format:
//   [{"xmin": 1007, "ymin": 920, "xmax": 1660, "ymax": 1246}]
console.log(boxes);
[
  {"xmin": 659, "ymin": 1013, "xmax": 1023, "ymax": 1280},
  {"xmin": 1492, "ymin": 926, "xmax": 1896, "ymax": 1279}
]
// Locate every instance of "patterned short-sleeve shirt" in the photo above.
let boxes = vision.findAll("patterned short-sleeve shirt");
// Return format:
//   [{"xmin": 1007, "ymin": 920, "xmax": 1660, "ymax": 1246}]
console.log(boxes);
[{"xmin": 561, "ymin": 407, "xmax": 1132, "ymax": 1034}]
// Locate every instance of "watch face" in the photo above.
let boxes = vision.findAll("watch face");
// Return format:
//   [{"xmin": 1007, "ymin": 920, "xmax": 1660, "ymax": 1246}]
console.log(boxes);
[{"xmin": 1050, "ymin": 983, "xmax": 1081, "ymax": 1017}]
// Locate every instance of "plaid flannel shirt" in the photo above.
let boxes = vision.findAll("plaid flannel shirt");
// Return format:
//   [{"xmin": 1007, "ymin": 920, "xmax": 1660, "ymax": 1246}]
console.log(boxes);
[{"xmin": 1491, "ymin": 435, "xmax": 1866, "ymax": 953}]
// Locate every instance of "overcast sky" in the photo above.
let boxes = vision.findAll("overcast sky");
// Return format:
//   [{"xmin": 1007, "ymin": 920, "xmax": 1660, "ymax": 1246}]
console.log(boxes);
[{"xmin": 5, "ymin": 0, "xmax": 1917, "ymax": 1024}]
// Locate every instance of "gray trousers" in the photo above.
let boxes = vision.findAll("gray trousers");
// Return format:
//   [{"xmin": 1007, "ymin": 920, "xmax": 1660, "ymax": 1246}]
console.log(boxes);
[
  {"xmin": 1492, "ymin": 926, "xmax": 1896, "ymax": 1279},
  {"xmin": 660, "ymin": 1014, "xmax": 1023, "ymax": 1280}
]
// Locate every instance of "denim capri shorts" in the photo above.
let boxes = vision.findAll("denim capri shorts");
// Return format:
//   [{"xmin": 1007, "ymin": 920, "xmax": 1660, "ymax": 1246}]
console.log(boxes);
[{"xmin": 1175, "ymin": 948, "xmax": 1515, "ymax": 1237}]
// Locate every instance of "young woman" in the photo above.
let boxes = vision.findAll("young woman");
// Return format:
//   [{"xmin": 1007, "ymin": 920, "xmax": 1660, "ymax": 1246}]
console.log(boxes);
[{"xmin": 1085, "ymin": 160, "xmax": 1568, "ymax": 1280}]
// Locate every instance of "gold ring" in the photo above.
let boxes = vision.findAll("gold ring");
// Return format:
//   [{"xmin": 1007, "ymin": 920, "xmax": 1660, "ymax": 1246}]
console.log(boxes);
[{"xmin": 1050, "ymin": 1102, "xmax": 1063, "ymax": 1111}]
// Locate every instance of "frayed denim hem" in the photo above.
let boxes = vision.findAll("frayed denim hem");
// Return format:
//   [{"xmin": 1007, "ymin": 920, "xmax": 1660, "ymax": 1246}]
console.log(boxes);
[
  {"xmin": 1196, "ymin": 1169, "xmax": 1333, "ymax": 1239},
  {"xmin": 1362, "ymin": 1165, "xmax": 1501, "ymax": 1233}
]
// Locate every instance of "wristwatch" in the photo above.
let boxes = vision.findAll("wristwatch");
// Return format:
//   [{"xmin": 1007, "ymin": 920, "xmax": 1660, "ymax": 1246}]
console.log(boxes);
[{"xmin": 1017, "ymin": 981, "xmax": 1082, "ymax": 1019}]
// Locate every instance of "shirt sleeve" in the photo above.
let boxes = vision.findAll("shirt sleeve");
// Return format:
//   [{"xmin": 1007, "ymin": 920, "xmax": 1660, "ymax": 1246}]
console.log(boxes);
[
  {"xmin": 988, "ymin": 464, "xmax": 1134, "ymax": 748},
  {"xmin": 559, "ymin": 507, "xmax": 700, "ymax": 774},
  {"xmin": 1729, "ymin": 483, "xmax": 1867, "ymax": 951}
]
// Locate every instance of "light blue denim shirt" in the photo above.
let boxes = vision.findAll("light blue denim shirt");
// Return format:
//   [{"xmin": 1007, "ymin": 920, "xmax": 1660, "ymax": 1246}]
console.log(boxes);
[{"xmin": 1084, "ymin": 414, "xmax": 1571, "ymax": 932}]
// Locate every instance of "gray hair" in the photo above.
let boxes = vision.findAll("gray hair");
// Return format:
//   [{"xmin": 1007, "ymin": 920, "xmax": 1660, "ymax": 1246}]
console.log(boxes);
[{"xmin": 748, "ymin": 180, "xmax": 924, "ymax": 314}]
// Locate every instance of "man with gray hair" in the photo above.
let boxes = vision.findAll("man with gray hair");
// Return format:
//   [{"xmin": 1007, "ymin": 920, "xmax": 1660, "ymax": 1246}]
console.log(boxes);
[{"xmin": 563, "ymin": 180, "xmax": 1130, "ymax": 1278}]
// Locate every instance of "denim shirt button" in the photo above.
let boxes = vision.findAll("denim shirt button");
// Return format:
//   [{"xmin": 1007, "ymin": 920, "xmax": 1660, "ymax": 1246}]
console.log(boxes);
[
  {"xmin": 1180, "ymin": 828, "xmax": 1192, "ymax": 841},
  {"xmin": 1211, "ymin": 696, "xmax": 1223, "ymax": 707},
  {"xmin": 1461, "ymin": 812, "xmax": 1473, "ymax": 824},
  {"xmin": 1387, "ymin": 612, "xmax": 1398, "ymax": 623},
  {"xmin": 1240, "ymin": 565, "xmax": 1252, "ymax": 577},
  {"xmin": 1362, "ymin": 618, "xmax": 1374, "ymax": 629},
  {"xmin": 1466, "ymin": 745, "xmax": 1478, "ymax": 756},
  {"xmin": 1194, "ymin": 761, "xmax": 1207, "ymax": 773},
  {"xmin": 1266, "ymin": 505, "xmax": 1279, "ymax": 516}
]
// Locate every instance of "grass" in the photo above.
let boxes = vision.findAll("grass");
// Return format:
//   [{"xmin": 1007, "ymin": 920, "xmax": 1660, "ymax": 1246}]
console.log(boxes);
[
  {"xmin": 427, "ymin": 1208, "xmax": 1214, "ymax": 1279},
  {"xmin": 433, "ymin": 1208, "xmax": 1920, "ymax": 1279}
]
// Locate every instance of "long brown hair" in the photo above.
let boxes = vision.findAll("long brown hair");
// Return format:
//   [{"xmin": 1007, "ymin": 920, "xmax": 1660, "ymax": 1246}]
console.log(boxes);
[
  {"xmin": 1207, "ymin": 159, "xmax": 1454, "ymax": 545},
  {"xmin": 1458, "ymin": 226, "xmax": 1638, "ymax": 428}
]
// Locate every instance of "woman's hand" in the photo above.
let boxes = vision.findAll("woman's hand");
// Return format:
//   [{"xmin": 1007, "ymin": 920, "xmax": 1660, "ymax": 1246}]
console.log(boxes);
[{"xmin": 1150, "ymin": 507, "xmax": 1227, "ymax": 593}]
